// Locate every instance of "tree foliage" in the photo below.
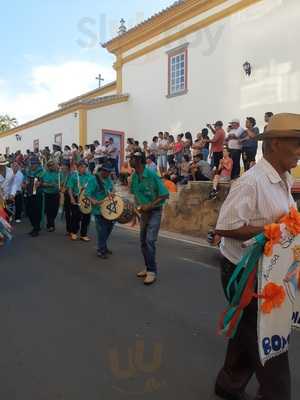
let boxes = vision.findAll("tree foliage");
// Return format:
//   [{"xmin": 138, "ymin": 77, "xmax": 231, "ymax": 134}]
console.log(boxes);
[{"xmin": 0, "ymin": 114, "xmax": 18, "ymax": 132}]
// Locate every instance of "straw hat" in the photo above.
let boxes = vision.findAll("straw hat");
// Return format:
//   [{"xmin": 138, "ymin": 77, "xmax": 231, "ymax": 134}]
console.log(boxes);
[
  {"xmin": 260, "ymin": 113, "xmax": 300, "ymax": 140},
  {"xmin": 0, "ymin": 155, "xmax": 9, "ymax": 166}
]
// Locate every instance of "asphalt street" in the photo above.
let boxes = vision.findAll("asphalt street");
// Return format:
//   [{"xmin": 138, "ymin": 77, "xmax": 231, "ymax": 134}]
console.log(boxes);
[{"xmin": 0, "ymin": 221, "xmax": 299, "ymax": 400}]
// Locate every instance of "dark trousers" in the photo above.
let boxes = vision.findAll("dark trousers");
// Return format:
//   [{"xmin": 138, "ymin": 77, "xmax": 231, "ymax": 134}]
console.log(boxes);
[
  {"xmin": 242, "ymin": 148, "xmax": 257, "ymax": 171},
  {"xmin": 167, "ymin": 154, "xmax": 175, "ymax": 166},
  {"xmin": 26, "ymin": 194, "xmax": 43, "ymax": 232},
  {"xmin": 70, "ymin": 204, "xmax": 90, "ymax": 236},
  {"xmin": 95, "ymin": 215, "xmax": 114, "ymax": 254},
  {"xmin": 140, "ymin": 209, "xmax": 162, "ymax": 274},
  {"xmin": 64, "ymin": 193, "xmax": 72, "ymax": 234},
  {"xmin": 195, "ymin": 171, "xmax": 210, "ymax": 181},
  {"xmin": 44, "ymin": 193, "xmax": 60, "ymax": 229},
  {"xmin": 14, "ymin": 192, "xmax": 23, "ymax": 220},
  {"xmin": 216, "ymin": 257, "xmax": 291, "ymax": 400},
  {"xmin": 212, "ymin": 152, "xmax": 223, "ymax": 169},
  {"xmin": 229, "ymin": 149, "xmax": 241, "ymax": 179}
]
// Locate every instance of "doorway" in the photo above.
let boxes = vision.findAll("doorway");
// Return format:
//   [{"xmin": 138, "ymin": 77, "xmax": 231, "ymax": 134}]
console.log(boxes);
[{"xmin": 102, "ymin": 129, "xmax": 125, "ymax": 170}]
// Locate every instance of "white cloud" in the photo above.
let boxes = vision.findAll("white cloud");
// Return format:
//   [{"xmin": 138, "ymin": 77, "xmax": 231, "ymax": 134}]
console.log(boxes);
[{"xmin": 0, "ymin": 61, "xmax": 116, "ymax": 124}]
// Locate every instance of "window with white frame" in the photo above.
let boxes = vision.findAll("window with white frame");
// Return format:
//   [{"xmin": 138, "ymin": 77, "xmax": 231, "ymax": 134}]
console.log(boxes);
[
  {"xmin": 168, "ymin": 45, "xmax": 188, "ymax": 97},
  {"xmin": 54, "ymin": 133, "xmax": 62, "ymax": 147}
]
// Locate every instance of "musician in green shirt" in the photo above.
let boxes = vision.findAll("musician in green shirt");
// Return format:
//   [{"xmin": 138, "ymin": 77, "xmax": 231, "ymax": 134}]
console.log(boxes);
[
  {"xmin": 85, "ymin": 163, "xmax": 114, "ymax": 259},
  {"xmin": 24, "ymin": 156, "xmax": 45, "ymax": 237},
  {"xmin": 41, "ymin": 160, "xmax": 60, "ymax": 232},
  {"xmin": 67, "ymin": 161, "xmax": 91, "ymax": 241},
  {"xmin": 130, "ymin": 152, "xmax": 169, "ymax": 285},
  {"xmin": 61, "ymin": 160, "xmax": 72, "ymax": 235}
]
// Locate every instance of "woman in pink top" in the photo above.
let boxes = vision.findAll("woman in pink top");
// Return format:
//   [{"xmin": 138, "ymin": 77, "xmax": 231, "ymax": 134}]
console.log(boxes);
[
  {"xmin": 209, "ymin": 148, "xmax": 233, "ymax": 199},
  {"xmin": 174, "ymin": 134, "xmax": 184, "ymax": 165}
]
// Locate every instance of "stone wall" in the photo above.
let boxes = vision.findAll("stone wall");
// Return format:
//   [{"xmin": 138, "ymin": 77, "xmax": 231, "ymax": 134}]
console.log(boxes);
[{"xmin": 161, "ymin": 182, "xmax": 230, "ymax": 238}]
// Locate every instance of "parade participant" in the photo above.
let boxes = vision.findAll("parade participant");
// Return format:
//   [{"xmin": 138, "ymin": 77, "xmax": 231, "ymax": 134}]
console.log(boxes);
[
  {"xmin": 0, "ymin": 194, "xmax": 12, "ymax": 247},
  {"xmin": 41, "ymin": 160, "xmax": 60, "ymax": 232},
  {"xmin": 86, "ymin": 163, "xmax": 115, "ymax": 259},
  {"xmin": 67, "ymin": 161, "xmax": 91, "ymax": 241},
  {"xmin": 24, "ymin": 156, "xmax": 44, "ymax": 237},
  {"xmin": 61, "ymin": 160, "xmax": 72, "ymax": 236},
  {"xmin": 214, "ymin": 113, "xmax": 300, "ymax": 400},
  {"xmin": 12, "ymin": 162, "xmax": 24, "ymax": 223},
  {"xmin": 130, "ymin": 152, "xmax": 169, "ymax": 285}
]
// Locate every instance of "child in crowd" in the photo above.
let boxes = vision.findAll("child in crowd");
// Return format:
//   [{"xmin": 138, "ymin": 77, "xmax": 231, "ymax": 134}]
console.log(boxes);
[
  {"xmin": 209, "ymin": 147, "xmax": 233, "ymax": 199},
  {"xmin": 119, "ymin": 161, "xmax": 133, "ymax": 186},
  {"xmin": 179, "ymin": 154, "xmax": 191, "ymax": 184}
]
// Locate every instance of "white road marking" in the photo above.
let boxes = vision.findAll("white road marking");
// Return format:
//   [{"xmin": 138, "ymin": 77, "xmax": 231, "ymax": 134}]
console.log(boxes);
[
  {"xmin": 178, "ymin": 257, "xmax": 218, "ymax": 271},
  {"xmin": 116, "ymin": 225, "xmax": 219, "ymax": 251}
]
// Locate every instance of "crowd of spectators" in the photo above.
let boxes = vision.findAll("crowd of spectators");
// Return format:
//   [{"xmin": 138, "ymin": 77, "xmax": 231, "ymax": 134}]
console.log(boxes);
[{"xmin": 1, "ymin": 112, "xmax": 274, "ymax": 201}]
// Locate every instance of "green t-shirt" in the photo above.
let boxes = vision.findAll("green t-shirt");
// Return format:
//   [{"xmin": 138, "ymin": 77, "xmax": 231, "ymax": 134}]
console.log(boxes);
[
  {"xmin": 130, "ymin": 168, "xmax": 169, "ymax": 206},
  {"xmin": 25, "ymin": 166, "xmax": 45, "ymax": 195},
  {"xmin": 42, "ymin": 170, "xmax": 60, "ymax": 194},
  {"xmin": 60, "ymin": 172, "xmax": 71, "ymax": 189},
  {"xmin": 67, "ymin": 171, "xmax": 91, "ymax": 196},
  {"xmin": 85, "ymin": 175, "xmax": 113, "ymax": 216}
]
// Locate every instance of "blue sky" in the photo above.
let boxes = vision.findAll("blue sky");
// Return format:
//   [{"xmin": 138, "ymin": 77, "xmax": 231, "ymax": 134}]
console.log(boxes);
[{"xmin": 0, "ymin": 0, "xmax": 173, "ymax": 123}]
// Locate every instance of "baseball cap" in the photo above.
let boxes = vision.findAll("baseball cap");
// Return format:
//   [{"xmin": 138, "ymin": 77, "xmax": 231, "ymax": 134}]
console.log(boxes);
[{"xmin": 229, "ymin": 118, "xmax": 240, "ymax": 125}]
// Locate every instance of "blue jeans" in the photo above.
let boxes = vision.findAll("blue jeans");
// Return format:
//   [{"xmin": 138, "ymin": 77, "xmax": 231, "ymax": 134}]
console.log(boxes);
[
  {"xmin": 202, "ymin": 148, "xmax": 209, "ymax": 161},
  {"xmin": 95, "ymin": 215, "xmax": 114, "ymax": 254},
  {"xmin": 157, "ymin": 154, "xmax": 167, "ymax": 169},
  {"xmin": 140, "ymin": 209, "xmax": 162, "ymax": 274}
]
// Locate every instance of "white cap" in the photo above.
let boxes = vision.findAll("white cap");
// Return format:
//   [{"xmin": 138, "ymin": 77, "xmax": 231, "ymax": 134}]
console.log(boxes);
[{"xmin": 229, "ymin": 118, "xmax": 240, "ymax": 124}]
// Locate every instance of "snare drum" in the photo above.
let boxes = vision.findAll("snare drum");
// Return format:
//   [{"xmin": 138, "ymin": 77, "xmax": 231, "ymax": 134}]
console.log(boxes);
[{"xmin": 101, "ymin": 195, "xmax": 135, "ymax": 224}]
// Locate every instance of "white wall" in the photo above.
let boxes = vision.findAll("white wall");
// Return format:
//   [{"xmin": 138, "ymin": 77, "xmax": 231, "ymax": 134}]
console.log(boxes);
[
  {"xmin": 87, "ymin": 102, "xmax": 131, "ymax": 144},
  {"xmin": 121, "ymin": 0, "xmax": 300, "ymax": 140},
  {"xmin": 0, "ymin": 112, "xmax": 80, "ymax": 154}
]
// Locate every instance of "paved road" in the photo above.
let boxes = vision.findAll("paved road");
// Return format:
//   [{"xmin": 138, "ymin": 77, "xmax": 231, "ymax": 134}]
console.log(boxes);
[{"xmin": 0, "ymin": 222, "xmax": 299, "ymax": 400}]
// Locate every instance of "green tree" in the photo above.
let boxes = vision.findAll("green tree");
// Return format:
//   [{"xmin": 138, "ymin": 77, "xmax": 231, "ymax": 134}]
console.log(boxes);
[{"xmin": 0, "ymin": 114, "xmax": 18, "ymax": 132}]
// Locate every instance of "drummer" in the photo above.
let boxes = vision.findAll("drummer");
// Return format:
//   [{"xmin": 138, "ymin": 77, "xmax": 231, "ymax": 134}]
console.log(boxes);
[
  {"xmin": 85, "ymin": 162, "xmax": 114, "ymax": 259},
  {"xmin": 130, "ymin": 152, "xmax": 169, "ymax": 285},
  {"xmin": 67, "ymin": 161, "xmax": 91, "ymax": 242}
]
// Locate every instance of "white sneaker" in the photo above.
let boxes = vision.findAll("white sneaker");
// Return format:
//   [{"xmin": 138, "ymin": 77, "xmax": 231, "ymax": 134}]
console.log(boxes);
[
  {"xmin": 136, "ymin": 270, "xmax": 147, "ymax": 278},
  {"xmin": 144, "ymin": 272, "xmax": 157, "ymax": 285},
  {"xmin": 15, "ymin": 219, "xmax": 21, "ymax": 223}
]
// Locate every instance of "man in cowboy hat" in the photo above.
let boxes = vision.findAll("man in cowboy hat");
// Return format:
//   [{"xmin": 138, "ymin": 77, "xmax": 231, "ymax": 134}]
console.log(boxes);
[
  {"xmin": 214, "ymin": 113, "xmax": 300, "ymax": 400},
  {"xmin": 130, "ymin": 151, "xmax": 169, "ymax": 285},
  {"xmin": 0, "ymin": 155, "xmax": 15, "ymax": 201},
  {"xmin": 85, "ymin": 162, "xmax": 115, "ymax": 259}
]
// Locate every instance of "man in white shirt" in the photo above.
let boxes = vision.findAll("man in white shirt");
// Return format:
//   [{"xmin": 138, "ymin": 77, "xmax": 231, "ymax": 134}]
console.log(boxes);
[
  {"xmin": 214, "ymin": 113, "xmax": 300, "ymax": 400},
  {"xmin": 12, "ymin": 162, "xmax": 24, "ymax": 222},
  {"xmin": 226, "ymin": 119, "xmax": 244, "ymax": 179},
  {"xmin": 157, "ymin": 131, "xmax": 169, "ymax": 174},
  {"xmin": 94, "ymin": 140, "xmax": 106, "ymax": 165},
  {"xmin": 106, "ymin": 137, "xmax": 119, "ymax": 177},
  {"xmin": 0, "ymin": 155, "xmax": 15, "ymax": 200}
]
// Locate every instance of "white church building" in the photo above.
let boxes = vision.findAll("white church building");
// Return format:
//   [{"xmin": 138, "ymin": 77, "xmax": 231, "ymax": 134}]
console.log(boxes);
[{"xmin": 1, "ymin": 0, "xmax": 299, "ymax": 162}]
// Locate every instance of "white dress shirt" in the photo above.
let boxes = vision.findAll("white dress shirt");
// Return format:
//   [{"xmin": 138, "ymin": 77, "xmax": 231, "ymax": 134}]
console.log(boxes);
[
  {"xmin": 216, "ymin": 158, "xmax": 296, "ymax": 264},
  {"xmin": 12, "ymin": 170, "xmax": 24, "ymax": 195},
  {"xmin": 0, "ymin": 167, "xmax": 15, "ymax": 199},
  {"xmin": 227, "ymin": 127, "xmax": 244, "ymax": 150}
]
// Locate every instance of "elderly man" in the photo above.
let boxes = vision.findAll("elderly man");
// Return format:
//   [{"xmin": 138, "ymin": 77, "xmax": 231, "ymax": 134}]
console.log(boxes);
[
  {"xmin": 214, "ymin": 113, "xmax": 300, "ymax": 400},
  {"xmin": 0, "ymin": 155, "xmax": 15, "ymax": 200}
]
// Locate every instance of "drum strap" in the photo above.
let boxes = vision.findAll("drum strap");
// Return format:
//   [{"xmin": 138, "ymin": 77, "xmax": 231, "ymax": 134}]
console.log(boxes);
[{"xmin": 95, "ymin": 175, "xmax": 109, "ymax": 197}]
